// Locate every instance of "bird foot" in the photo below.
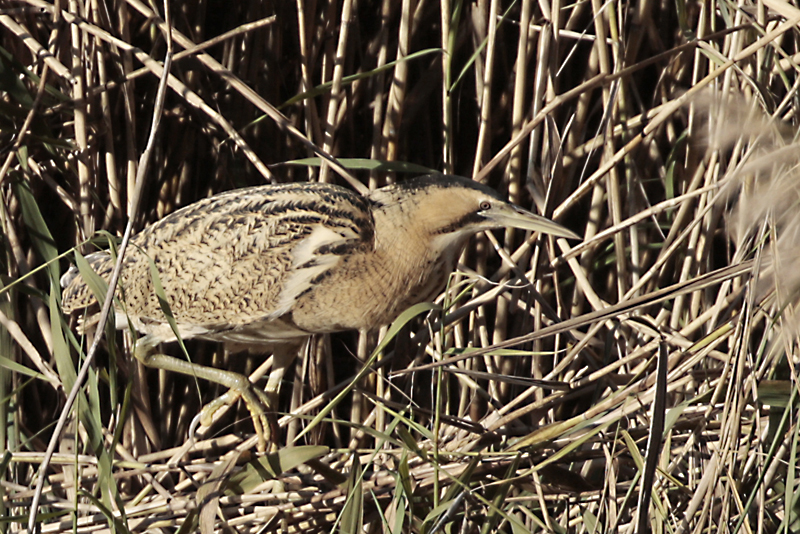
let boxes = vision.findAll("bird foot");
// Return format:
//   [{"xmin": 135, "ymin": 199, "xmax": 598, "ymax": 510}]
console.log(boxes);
[{"xmin": 195, "ymin": 384, "xmax": 277, "ymax": 452}]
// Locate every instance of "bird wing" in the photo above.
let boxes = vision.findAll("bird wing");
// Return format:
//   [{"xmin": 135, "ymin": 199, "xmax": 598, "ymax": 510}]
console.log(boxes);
[{"xmin": 62, "ymin": 183, "xmax": 375, "ymax": 339}]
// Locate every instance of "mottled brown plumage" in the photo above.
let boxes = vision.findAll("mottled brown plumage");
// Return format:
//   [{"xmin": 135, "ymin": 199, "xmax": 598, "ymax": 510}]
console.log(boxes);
[{"xmin": 61, "ymin": 174, "xmax": 577, "ymax": 450}]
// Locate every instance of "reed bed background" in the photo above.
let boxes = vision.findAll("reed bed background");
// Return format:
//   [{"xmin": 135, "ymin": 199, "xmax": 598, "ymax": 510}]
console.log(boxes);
[{"xmin": 1, "ymin": 0, "xmax": 799, "ymax": 532}]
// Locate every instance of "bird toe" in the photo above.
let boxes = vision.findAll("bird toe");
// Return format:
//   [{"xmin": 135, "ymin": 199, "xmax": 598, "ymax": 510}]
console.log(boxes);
[{"xmin": 196, "ymin": 384, "xmax": 276, "ymax": 452}]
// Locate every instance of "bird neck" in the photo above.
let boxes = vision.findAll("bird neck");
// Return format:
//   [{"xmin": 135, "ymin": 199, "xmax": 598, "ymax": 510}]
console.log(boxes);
[
  {"xmin": 369, "ymin": 207, "xmax": 469, "ymax": 308},
  {"xmin": 288, "ymin": 204, "xmax": 471, "ymax": 333}
]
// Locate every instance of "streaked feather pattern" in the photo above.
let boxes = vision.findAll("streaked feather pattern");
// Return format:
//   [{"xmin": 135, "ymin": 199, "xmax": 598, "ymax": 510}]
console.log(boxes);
[{"xmin": 62, "ymin": 174, "xmax": 574, "ymax": 348}]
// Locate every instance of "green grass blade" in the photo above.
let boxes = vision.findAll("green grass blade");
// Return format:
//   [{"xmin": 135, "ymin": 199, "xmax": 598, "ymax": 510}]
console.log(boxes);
[
  {"xmin": 279, "ymin": 49, "xmax": 441, "ymax": 109},
  {"xmin": 282, "ymin": 157, "xmax": 436, "ymax": 174},
  {"xmin": 295, "ymin": 302, "xmax": 439, "ymax": 442}
]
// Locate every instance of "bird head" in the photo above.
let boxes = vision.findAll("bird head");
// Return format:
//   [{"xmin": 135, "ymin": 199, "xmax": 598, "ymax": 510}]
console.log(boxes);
[{"xmin": 370, "ymin": 174, "xmax": 579, "ymax": 245}]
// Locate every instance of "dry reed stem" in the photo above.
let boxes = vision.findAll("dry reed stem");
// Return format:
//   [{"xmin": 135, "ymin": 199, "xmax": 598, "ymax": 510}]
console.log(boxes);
[{"xmin": 1, "ymin": 0, "xmax": 799, "ymax": 532}]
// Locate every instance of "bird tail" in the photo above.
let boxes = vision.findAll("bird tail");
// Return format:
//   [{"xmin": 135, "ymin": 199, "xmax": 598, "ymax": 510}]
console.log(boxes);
[{"xmin": 60, "ymin": 251, "xmax": 114, "ymax": 314}]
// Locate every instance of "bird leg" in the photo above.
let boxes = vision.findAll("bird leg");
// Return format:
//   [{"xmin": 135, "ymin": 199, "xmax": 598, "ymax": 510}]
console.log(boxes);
[
  {"xmin": 195, "ymin": 347, "xmax": 297, "ymax": 449},
  {"xmin": 132, "ymin": 343, "xmax": 274, "ymax": 451}
]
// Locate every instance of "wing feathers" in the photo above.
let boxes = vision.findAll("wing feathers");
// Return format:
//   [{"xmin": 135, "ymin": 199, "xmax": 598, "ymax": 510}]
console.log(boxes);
[{"xmin": 60, "ymin": 183, "xmax": 375, "ymax": 343}]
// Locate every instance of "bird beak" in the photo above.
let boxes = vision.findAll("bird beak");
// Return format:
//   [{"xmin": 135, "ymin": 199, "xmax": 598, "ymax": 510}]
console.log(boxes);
[{"xmin": 482, "ymin": 203, "xmax": 580, "ymax": 240}]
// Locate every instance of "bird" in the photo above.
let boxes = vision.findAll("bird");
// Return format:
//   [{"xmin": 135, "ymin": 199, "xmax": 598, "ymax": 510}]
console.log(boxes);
[{"xmin": 61, "ymin": 174, "xmax": 578, "ymax": 450}]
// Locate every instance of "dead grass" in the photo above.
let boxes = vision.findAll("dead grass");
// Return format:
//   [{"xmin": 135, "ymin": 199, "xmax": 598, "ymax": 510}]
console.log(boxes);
[{"xmin": 1, "ymin": 0, "xmax": 799, "ymax": 532}]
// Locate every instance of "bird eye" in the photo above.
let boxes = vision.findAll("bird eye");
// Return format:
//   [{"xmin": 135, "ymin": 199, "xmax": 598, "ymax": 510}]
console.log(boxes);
[{"xmin": 479, "ymin": 201, "xmax": 492, "ymax": 211}]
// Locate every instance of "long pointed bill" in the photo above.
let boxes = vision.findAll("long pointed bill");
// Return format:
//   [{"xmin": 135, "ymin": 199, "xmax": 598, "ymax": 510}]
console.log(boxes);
[{"xmin": 483, "ymin": 203, "xmax": 580, "ymax": 240}]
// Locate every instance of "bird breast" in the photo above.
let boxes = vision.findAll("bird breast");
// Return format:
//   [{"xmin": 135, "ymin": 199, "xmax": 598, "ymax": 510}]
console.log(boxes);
[{"xmin": 287, "ymin": 221, "xmax": 468, "ymax": 333}]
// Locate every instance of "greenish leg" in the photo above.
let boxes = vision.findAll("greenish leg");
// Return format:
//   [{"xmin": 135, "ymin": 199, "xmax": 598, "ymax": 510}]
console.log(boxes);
[{"xmin": 133, "ymin": 343, "xmax": 296, "ymax": 452}]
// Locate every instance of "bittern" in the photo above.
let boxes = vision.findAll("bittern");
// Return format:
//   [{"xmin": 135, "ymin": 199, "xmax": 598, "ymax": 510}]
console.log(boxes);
[{"xmin": 61, "ymin": 174, "xmax": 577, "ymax": 450}]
